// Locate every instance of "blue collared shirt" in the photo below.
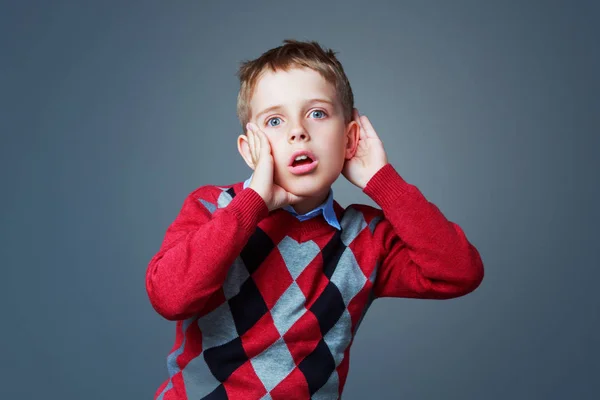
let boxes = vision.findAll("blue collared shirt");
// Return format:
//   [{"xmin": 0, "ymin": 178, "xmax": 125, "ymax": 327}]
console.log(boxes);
[{"xmin": 243, "ymin": 175, "xmax": 341, "ymax": 230}]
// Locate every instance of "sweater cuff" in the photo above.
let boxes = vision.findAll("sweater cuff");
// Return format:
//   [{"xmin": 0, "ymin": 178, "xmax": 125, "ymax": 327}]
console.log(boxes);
[
  {"xmin": 226, "ymin": 188, "xmax": 269, "ymax": 233},
  {"xmin": 363, "ymin": 163, "xmax": 413, "ymax": 210}
]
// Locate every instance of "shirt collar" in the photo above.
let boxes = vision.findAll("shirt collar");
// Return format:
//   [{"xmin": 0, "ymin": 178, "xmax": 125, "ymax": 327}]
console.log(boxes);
[{"xmin": 243, "ymin": 175, "xmax": 341, "ymax": 230}]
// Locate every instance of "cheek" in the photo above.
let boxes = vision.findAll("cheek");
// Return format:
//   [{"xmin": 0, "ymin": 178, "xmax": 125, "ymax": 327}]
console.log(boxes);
[
  {"xmin": 320, "ymin": 140, "xmax": 347, "ymax": 170},
  {"xmin": 267, "ymin": 138, "xmax": 288, "ymax": 166}
]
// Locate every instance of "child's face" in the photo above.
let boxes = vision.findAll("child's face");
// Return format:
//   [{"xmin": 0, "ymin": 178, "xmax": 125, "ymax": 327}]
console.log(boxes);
[{"xmin": 244, "ymin": 67, "xmax": 357, "ymax": 198}]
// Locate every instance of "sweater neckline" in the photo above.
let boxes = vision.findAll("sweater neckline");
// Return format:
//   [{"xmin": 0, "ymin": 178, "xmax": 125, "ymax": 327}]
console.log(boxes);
[{"xmin": 232, "ymin": 182, "xmax": 343, "ymax": 242}]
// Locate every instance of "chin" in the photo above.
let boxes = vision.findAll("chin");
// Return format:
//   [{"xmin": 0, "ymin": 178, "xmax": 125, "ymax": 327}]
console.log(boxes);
[{"xmin": 278, "ymin": 173, "xmax": 338, "ymax": 198}]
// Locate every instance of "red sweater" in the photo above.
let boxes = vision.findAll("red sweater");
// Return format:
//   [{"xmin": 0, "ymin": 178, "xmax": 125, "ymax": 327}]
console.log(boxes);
[{"xmin": 146, "ymin": 164, "xmax": 484, "ymax": 400}]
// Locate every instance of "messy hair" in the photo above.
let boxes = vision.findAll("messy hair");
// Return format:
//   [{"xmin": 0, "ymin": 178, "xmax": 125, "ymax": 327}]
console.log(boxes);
[{"xmin": 236, "ymin": 39, "xmax": 354, "ymax": 131}]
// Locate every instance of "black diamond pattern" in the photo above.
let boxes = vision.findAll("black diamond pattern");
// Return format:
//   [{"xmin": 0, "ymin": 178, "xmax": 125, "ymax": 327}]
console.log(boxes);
[
  {"xmin": 229, "ymin": 278, "xmax": 269, "ymax": 336},
  {"xmin": 200, "ymin": 384, "xmax": 228, "ymax": 400},
  {"xmin": 240, "ymin": 227, "xmax": 274, "ymax": 274},
  {"xmin": 225, "ymin": 187, "xmax": 236, "ymax": 199},
  {"xmin": 298, "ymin": 338, "xmax": 336, "ymax": 395},
  {"xmin": 204, "ymin": 337, "xmax": 248, "ymax": 383},
  {"xmin": 309, "ymin": 281, "xmax": 346, "ymax": 336},
  {"xmin": 321, "ymin": 229, "xmax": 346, "ymax": 278}
]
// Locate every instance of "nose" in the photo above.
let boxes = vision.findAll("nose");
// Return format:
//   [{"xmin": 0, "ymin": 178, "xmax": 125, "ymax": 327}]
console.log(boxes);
[{"xmin": 287, "ymin": 124, "xmax": 310, "ymax": 143}]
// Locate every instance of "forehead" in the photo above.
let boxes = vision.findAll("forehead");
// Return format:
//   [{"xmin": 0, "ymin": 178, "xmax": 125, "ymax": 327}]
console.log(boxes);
[{"xmin": 250, "ymin": 67, "xmax": 337, "ymax": 113}]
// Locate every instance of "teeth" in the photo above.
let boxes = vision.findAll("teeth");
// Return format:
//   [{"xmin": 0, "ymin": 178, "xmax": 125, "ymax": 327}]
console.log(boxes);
[{"xmin": 294, "ymin": 155, "xmax": 308, "ymax": 161}]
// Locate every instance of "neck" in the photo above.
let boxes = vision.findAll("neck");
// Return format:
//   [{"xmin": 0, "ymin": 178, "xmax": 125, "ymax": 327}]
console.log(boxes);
[{"xmin": 291, "ymin": 189, "xmax": 330, "ymax": 214}]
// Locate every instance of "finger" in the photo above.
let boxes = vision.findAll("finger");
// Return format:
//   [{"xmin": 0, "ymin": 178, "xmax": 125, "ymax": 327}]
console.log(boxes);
[
  {"xmin": 252, "ymin": 124, "xmax": 262, "ymax": 163},
  {"xmin": 360, "ymin": 115, "xmax": 379, "ymax": 139},
  {"xmin": 256, "ymin": 126, "xmax": 270, "ymax": 159},
  {"xmin": 252, "ymin": 129, "xmax": 260, "ymax": 162},
  {"xmin": 255, "ymin": 128, "xmax": 264, "ymax": 161},
  {"xmin": 247, "ymin": 127, "xmax": 256, "ymax": 165},
  {"xmin": 250, "ymin": 123, "xmax": 266, "ymax": 158}
]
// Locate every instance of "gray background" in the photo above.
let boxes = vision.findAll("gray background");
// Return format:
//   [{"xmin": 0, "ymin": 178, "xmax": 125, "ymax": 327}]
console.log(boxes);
[{"xmin": 1, "ymin": 1, "xmax": 598, "ymax": 399}]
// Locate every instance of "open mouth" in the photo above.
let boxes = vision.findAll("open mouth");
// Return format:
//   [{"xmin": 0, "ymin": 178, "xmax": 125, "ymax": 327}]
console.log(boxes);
[
  {"xmin": 288, "ymin": 150, "xmax": 318, "ymax": 174},
  {"xmin": 291, "ymin": 155, "xmax": 314, "ymax": 167}
]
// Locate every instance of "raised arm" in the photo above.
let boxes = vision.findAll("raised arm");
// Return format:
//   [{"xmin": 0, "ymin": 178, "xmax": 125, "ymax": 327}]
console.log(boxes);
[
  {"xmin": 365, "ymin": 164, "xmax": 484, "ymax": 299},
  {"xmin": 146, "ymin": 186, "xmax": 268, "ymax": 320}
]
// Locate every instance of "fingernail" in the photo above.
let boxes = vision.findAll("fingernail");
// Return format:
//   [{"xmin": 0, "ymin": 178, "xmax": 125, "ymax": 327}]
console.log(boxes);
[{"xmin": 246, "ymin": 122, "xmax": 253, "ymax": 131}]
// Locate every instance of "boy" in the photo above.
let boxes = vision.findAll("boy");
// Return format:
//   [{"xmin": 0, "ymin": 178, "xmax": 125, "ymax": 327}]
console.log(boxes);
[{"xmin": 146, "ymin": 39, "xmax": 484, "ymax": 400}]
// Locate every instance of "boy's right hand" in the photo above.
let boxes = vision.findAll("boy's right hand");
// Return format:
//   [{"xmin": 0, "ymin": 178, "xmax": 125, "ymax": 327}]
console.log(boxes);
[{"xmin": 246, "ymin": 122, "xmax": 305, "ymax": 212}]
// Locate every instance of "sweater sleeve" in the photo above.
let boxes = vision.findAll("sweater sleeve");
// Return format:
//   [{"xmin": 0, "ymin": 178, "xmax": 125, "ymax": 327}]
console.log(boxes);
[
  {"xmin": 146, "ymin": 186, "xmax": 269, "ymax": 320},
  {"xmin": 363, "ymin": 164, "xmax": 484, "ymax": 300}
]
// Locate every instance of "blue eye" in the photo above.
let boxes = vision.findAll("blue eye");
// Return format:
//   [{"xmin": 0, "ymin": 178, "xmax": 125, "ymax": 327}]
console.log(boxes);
[
  {"xmin": 266, "ymin": 110, "xmax": 327, "ymax": 127},
  {"xmin": 267, "ymin": 117, "xmax": 281, "ymax": 127}
]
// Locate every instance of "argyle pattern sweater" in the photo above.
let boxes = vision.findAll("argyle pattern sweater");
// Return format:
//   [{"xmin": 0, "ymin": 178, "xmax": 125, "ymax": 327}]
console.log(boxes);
[{"xmin": 146, "ymin": 164, "xmax": 484, "ymax": 400}]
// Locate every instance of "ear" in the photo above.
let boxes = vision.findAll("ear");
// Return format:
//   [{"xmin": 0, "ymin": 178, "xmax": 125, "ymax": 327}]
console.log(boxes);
[
  {"xmin": 344, "ymin": 120, "xmax": 360, "ymax": 159},
  {"xmin": 237, "ymin": 133, "xmax": 255, "ymax": 170}
]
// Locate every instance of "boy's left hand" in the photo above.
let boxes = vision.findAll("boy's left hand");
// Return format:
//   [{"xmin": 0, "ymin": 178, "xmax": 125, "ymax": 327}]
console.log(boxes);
[{"xmin": 342, "ymin": 109, "xmax": 389, "ymax": 189}]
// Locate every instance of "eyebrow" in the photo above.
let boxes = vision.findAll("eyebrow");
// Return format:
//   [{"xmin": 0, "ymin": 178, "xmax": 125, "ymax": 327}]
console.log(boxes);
[{"xmin": 255, "ymin": 98, "xmax": 335, "ymax": 120}]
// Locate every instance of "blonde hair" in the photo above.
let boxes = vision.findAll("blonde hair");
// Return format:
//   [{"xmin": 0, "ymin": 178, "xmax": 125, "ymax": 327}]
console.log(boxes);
[{"xmin": 236, "ymin": 39, "xmax": 354, "ymax": 131}]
